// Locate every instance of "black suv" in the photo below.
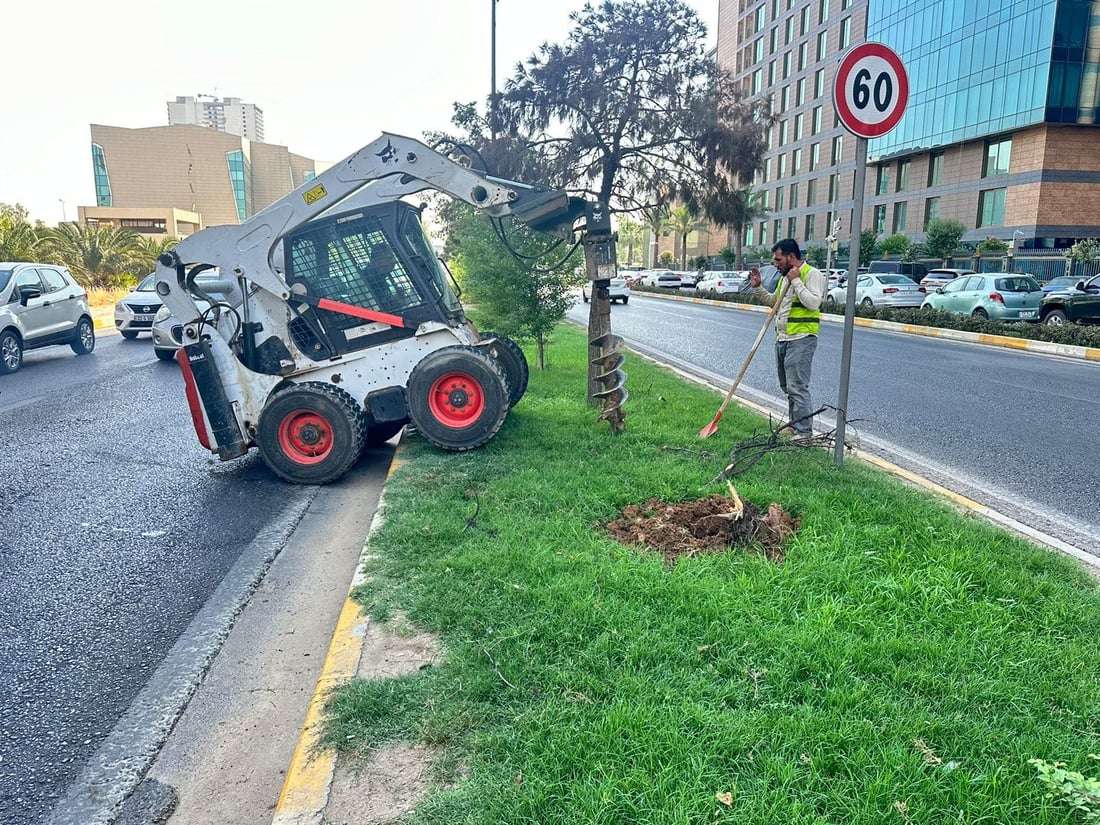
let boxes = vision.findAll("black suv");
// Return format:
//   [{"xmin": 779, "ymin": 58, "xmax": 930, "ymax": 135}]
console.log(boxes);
[
  {"xmin": 867, "ymin": 260, "xmax": 929, "ymax": 283},
  {"xmin": 1038, "ymin": 273, "xmax": 1100, "ymax": 325}
]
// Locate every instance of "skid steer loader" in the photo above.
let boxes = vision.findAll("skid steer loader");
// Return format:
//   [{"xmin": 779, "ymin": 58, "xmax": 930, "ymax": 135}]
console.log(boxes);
[{"xmin": 154, "ymin": 133, "xmax": 606, "ymax": 485}]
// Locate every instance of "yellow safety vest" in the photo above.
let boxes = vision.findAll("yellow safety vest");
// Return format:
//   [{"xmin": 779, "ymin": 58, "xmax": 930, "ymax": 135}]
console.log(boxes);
[{"xmin": 776, "ymin": 262, "xmax": 820, "ymax": 335}]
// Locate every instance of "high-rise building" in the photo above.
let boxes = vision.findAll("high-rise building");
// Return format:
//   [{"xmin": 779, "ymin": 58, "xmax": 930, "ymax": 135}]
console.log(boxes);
[
  {"xmin": 81, "ymin": 123, "xmax": 323, "ymax": 235},
  {"xmin": 167, "ymin": 95, "xmax": 265, "ymax": 142},
  {"xmin": 717, "ymin": 0, "xmax": 1100, "ymax": 255}
]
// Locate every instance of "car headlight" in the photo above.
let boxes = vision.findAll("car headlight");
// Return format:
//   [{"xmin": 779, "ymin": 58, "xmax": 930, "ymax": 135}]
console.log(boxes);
[{"xmin": 153, "ymin": 305, "xmax": 172, "ymax": 322}]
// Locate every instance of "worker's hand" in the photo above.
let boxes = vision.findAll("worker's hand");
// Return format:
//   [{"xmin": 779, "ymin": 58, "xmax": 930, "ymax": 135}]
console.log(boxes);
[
  {"xmin": 785, "ymin": 270, "xmax": 801, "ymax": 285},
  {"xmin": 748, "ymin": 267, "xmax": 761, "ymax": 288}
]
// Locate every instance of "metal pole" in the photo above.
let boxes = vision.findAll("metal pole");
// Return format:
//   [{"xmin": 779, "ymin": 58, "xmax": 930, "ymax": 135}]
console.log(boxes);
[
  {"xmin": 490, "ymin": 0, "xmax": 498, "ymax": 141},
  {"xmin": 833, "ymin": 136, "xmax": 867, "ymax": 468}
]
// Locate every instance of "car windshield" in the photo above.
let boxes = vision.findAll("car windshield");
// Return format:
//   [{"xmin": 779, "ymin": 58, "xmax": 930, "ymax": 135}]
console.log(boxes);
[
  {"xmin": 135, "ymin": 274, "xmax": 156, "ymax": 291},
  {"xmin": 995, "ymin": 276, "xmax": 1040, "ymax": 292}
]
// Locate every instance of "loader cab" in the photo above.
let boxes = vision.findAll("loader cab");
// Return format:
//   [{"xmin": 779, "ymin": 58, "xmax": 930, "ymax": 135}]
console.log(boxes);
[{"xmin": 283, "ymin": 201, "xmax": 464, "ymax": 360}]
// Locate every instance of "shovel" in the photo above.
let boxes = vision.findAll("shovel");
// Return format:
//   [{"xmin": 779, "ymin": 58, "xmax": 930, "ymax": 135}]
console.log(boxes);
[{"xmin": 698, "ymin": 279, "xmax": 788, "ymax": 439}]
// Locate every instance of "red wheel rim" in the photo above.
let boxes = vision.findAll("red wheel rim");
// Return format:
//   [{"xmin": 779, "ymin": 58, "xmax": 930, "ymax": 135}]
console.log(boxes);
[
  {"xmin": 277, "ymin": 408, "xmax": 334, "ymax": 464},
  {"xmin": 427, "ymin": 371, "xmax": 485, "ymax": 427}
]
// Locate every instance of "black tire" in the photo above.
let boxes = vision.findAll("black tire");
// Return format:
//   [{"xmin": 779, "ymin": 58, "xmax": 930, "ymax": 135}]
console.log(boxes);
[
  {"xmin": 364, "ymin": 421, "xmax": 405, "ymax": 448},
  {"xmin": 972, "ymin": 307, "xmax": 988, "ymax": 319},
  {"xmin": 256, "ymin": 382, "xmax": 367, "ymax": 484},
  {"xmin": 406, "ymin": 346, "xmax": 509, "ymax": 451},
  {"xmin": 1043, "ymin": 309, "xmax": 1068, "ymax": 325},
  {"xmin": 70, "ymin": 318, "xmax": 95, "ymax": 356},
  {"xmin": 155, "ymin": 348, "xmax": 178, "ymax": 362},
  {"xmin": 826, "ymin": 294, "xmax": 837, "ymax": 306},
  {"xmin": 0, "ymin": 330, "xmax": 22, "ymax": 374},
  {"xmin": 861, "ymin": 297, "xmax": 873, "ymax": 307},
  {"xmin": 121, "ymin": 330, "xmax": 139, "ymax": 340},
  {"xmin": 480, "ymin": 332, "xmax": 529, "ymax": 407},
  {"xmin": 621, "ymin": 296, "xmax": 629, "ymax": 304}
]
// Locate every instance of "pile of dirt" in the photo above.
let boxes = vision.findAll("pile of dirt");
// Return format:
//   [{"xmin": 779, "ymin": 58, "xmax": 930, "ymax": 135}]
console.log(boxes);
[{"xmin": 604, "ymin": 489, "xmax": 799, "ymax": 563}]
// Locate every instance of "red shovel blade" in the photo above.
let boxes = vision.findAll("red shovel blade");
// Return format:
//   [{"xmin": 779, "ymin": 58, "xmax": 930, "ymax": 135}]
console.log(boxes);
[{"xmin": 698, "ymin": 411, "xmax": 722, "ymax": 439}]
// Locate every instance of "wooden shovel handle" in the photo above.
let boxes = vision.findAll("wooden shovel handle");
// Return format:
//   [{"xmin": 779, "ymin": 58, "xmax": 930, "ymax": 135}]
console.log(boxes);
[{"xmin": 714, "ymin": 279, "xmax": 788, "ymax": 417}]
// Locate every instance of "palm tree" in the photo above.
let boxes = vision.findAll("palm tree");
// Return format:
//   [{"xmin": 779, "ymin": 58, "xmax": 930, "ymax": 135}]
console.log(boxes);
[
  {"xmin": 132, "ymin": 235, "xmax": 181, "ymax": 277},
  {"xmin": 661, "ymin": 206, "xmax": 706, "ymax": 270},
  {"xmin": 615, "ymin": 219, "xmax": 644, "ymax": 266},
  {"xmin": 39, "ymin": 222, "xmax": 143, "ymax": 288},
  {"xmin": 0, "ymin": 217, "xmax": 44, "ymax": 262},
  {"xmin": 642, "ymin": 205, "xmax": 668, "ymax": 268}
]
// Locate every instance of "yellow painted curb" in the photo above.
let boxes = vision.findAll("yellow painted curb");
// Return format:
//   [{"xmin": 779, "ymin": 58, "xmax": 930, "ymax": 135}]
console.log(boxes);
[{"xmin": 272, "ymin": 445, "xmax": 405, "ymax": 825}]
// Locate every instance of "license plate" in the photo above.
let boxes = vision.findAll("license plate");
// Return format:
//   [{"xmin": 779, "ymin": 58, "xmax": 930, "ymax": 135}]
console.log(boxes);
[
  {"xmin": 1018, "ymin": 310, "xmax": 1036, "ymax": 319},
  {"xmin": 135, "ymin": 314, "xmax": 154, "ymax": 322}
]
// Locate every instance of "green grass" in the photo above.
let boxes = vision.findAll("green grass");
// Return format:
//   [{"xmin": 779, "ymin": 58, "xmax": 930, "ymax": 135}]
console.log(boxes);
[{"xmin": 324, "ymin": 323, "xmax": 1100, "ymax": 824}]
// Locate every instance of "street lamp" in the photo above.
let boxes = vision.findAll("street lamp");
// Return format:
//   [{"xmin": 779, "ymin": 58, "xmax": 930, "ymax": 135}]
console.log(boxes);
[
  {"xmin": 58, "ymin": 198, "xmax": 66, "ymax": 223},
  {"xmin": 1010, "ymin": 229, "xmax": 1024, "ymax": 272},
  {"xmin": 490, "ymin": 0, "xmax": 499, "ymax": 141}
]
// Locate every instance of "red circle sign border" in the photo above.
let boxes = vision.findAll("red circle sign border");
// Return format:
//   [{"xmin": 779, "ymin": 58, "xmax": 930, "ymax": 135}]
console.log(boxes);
[{"xmin": 833, "ymin": 42, "xmax": 909, "ymax": 139}]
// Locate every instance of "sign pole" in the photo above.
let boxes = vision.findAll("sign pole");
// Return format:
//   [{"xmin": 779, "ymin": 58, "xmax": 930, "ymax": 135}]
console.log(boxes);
[{"xmin": 833, "ymin": 136, "xmax": 866, "ymax": 467}]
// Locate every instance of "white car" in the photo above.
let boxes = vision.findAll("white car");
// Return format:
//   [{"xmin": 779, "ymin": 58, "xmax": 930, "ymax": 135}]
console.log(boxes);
[
  {"xmin": 114, "ymin": 273, "xmax": 163, "ymax": 339},
  {"xmin": 695, "ymin": 271, "xmax": 752, "ymax": 296},
  {"xmin": 827, "ymin": 272, "xmax": 924, "ymax": 308},
  {"xmin": 150, "ymin": 274, "xmax": 240, "ymax": 361},
  {"xmin": 639, "ymin": 270, "xmax": 682, "ymax": 289},
  {"xmin": 824, "ymin": 268, "xmax": 849, "ymax": 290},
  {"xmin": 581, "ymin": 275, "xmax": 630, "ymax": 304}
]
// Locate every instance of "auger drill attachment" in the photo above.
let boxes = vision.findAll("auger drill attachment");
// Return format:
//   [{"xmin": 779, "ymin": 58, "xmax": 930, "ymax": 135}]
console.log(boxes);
[{"xmin": 582, "ymin": 202, "xmax": 627, "ymax": 433}]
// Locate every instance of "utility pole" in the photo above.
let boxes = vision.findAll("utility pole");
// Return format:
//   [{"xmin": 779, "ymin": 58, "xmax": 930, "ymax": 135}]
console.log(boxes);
[{"xmin": 490, "ymin": 0, "xmax": 498, "ymax": 141}]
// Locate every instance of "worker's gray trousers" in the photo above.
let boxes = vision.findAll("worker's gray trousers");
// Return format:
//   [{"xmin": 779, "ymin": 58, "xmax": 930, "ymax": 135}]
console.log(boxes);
[{"xmin": 775, "ymin": 336, "xmax": 817, "ymax": 434}]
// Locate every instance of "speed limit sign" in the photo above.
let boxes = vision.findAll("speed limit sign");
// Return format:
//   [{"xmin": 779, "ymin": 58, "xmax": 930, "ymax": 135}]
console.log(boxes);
[{"xmin": 833, "ymin": 42, "xmax": 908, "ymax": 138}]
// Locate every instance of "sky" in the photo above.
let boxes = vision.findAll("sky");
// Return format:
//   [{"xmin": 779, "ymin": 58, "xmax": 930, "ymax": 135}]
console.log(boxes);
[{"xmin": 2, "ymin": 0, "xmax": 718, "ymax": 226}]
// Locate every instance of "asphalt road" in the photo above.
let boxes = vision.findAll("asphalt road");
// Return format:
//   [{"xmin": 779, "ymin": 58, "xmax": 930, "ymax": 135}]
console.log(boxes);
[
  {"xmin": 0, "ymin": 335, "xmax": 321, "ymax": 824},
  {"xmin": 568, "ymin": 292, "xmax": 1100, "ymax": 555}
]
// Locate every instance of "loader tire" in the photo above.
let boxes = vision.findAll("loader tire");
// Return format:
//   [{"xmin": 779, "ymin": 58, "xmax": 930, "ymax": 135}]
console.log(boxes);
[
  {"xmin": 479, "ymin": 332, "xmax": 529, "ymax": 408},
  {"xmin": 406, "ymin": 346, "xmax": 509, "ymax": 451},
  {"xmin": 257, "ymin": 382, "xmax": 366, "ymax": 484}
]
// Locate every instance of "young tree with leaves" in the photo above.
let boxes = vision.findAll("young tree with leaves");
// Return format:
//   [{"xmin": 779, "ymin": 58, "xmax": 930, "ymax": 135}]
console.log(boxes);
[
  {"xmin": 923, "ymin": 219, "xmax": 966, "ymax": 266},
  {"xmin": 615, "ymin": 219, "xmax": 644, "ymax": 266}
]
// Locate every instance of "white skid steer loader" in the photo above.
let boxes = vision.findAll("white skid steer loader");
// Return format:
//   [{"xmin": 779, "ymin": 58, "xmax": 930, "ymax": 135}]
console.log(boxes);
[{"xmin": 154, "ymin": 133, "xmax": 595, "ymax": 485}]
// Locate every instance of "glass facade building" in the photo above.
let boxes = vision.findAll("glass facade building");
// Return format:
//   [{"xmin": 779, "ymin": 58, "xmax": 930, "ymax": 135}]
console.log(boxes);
[{"xmin": 869, "ymin": 0, "xmax": 1100, "ymax": 159}]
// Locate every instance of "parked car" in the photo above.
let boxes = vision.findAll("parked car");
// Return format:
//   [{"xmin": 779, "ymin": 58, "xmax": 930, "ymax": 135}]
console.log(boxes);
[
  {"xmin": 150, "ymin": 274, "xmax": 240, "ymax": 361},
  {"xmin": 1038, "ymin": 273, "xmax": 1100, "ymax": 325},
  {"xmin": 826, "ymin": 272, "xmax": 924, "ymax": 307},
  {"xmin": 581, "ymin": 274, "xmax": 630, "ymax": 304},
  {"xmin": 919, "ymin": 268, "xmax": 975, "ymax": 294},
  {"xmin": 1039, "ymin": 275, "xmax": 1084, "ymax": 294},
  {"xmin": 114, "ymin": 273, "xmax": 163, "ymax": 338},
  {"xmin": 0, "ymin": 262, "xmax": 95, "ymax": 374},
  {"xmin": 867, "ymin": 260, "xmax": 929, "ymax": 283},
  {"xmin": 677, "ymin": 271, "xmax": 701, "ymax": 289},
  {"xmin": 824, "ymin": 268, "xmax": 849, "ymax": 290},
  {"xmin": 920, "ymin": 273, "xmax": 1044, "ymax": 321},
  {"xmin": 638, "ymin": 270, "xmax": 682, "ymax": 289},
  {"xmin": 695, "ymin": 271, "xmax": 753, "ymax": 296}
]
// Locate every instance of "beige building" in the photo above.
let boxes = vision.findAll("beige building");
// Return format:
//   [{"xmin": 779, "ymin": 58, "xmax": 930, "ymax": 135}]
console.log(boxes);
[{"xmin": 86, "ymin": 124, "xmax": 324, "ymax": 237}]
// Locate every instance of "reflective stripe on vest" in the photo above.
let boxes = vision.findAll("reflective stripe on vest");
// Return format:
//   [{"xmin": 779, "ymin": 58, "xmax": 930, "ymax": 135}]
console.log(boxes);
[{"xmin": 775, "ymin": 262, "xmax": 820, "ymax": 335}]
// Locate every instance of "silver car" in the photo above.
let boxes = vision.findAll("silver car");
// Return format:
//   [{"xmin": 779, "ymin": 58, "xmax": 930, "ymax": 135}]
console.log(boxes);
[
  {"xmin": 114, "ymin": 273, "xmax": 163, "ymax": 339},
  {"xmin": 0, "ymin": 262, "xmax": 95, "ymax": 374}
]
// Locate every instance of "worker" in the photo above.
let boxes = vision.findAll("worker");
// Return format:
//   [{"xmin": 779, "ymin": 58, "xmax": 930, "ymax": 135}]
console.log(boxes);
[{"xmin": 748, "ymin": 239, "xmax": 827, "ymax": 440}]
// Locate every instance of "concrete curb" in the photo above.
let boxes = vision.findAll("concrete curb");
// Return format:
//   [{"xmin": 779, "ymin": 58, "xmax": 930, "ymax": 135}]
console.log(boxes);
[
  {"xmin": 647, "ymin": 291, "xmax": 1100, "ymax": 362},
  {"xmin": 271, "ymin": 443, "xmax": 403, "ymax": 825}
]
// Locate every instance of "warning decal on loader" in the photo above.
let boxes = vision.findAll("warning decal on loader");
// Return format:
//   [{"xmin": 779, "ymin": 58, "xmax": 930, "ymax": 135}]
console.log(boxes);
[{"xmin": 303, "ymin": 183, "xmax": 328, "ymax": 205}]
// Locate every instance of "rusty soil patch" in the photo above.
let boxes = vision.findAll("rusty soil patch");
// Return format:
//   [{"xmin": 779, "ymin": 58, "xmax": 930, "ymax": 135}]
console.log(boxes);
[{"xmin": 604, "ymin": 491, "xmax": 800, "ymax": 563}]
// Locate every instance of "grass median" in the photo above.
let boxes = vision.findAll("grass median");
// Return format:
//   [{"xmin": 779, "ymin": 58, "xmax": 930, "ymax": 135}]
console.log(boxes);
[{"xmin": 324, "ymin": 322, "xmax": 1100, "ymax": 824}]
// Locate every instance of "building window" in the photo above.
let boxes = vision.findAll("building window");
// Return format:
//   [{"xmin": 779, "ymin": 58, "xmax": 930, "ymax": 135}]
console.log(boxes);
[
  {"xmin": 776, "ymin": 186, "xmax": 785, "ymax": 211},
  {"xmin": 828, "ymin": 173, "xmax": 839, "ymax": 203},
  {"xmin": 800, "ymin": 6, "xmax": 811, "ymax": 34},
  {"xmin": 771, "ymin": 27, "xmax": 779, "ymax": 54},
  {"xmin": 774, "ymin": 219, "xmax": 782, "ymax": 242},
  {"xmin": 892, "ymin": 202, "xmax": 907, "ymax": 234},
  {"xmin": 790, "ymin": 182, "xmax": 800, "ymax": 208},
  {"xmin": 92, "ymin": 143, "xmax": 112, "ymax": 207},
  {"xmin": 786, "ymin": 17, "xmax": 794, "ymax": 44},
  {"xmin": 226, "ymin": 149, "xmax": 251, "ymax": 222},
  {"xmin": 764, "ymin": 157, "xmax": 772, "ymax": 183},
  {"xmin": 924, "ymin": 197, "xmax": 940, "ymax": 228},
  {"xmin": 799, "ymin": 42, "xmax": 809, "ymax": 71},
  {"xmin": 831, "ymin": 135, "xmax": 844, "ymax": 165},
  {"xmin": 793, "ymin": 148, "xmax": 802, "ymax": 173},
  {"xmin": 810, "ymin": 143, "xmax": 821, "ymax": 171},
  {"xmin": 753, "ymin": 69, "xmax": 763, "ymax": 94},
  {"xmin": 756, "ymin": 5, "xmax": 766, "ymax": 31},
  {"xmin": 896, "ymin": 159, "xmax": 910, "ymax": 192},
  {"xmin": 797, "ymin": 78, "xmax": 806, "ymax": 106},
  {"xmin": 815, "ymin": 69, "xmax": 825, "ymax": 98},
  {"xmin": 817, "ymin": 30, "xmax": 828, "ymax": 61},
  {"xmin": 760, "ymin": 221, "xmax": 768, "ymax": 246},
  {"xmin": 780, "ymin": 120, "xmax": 789, "ymax": 143},
  {"xmin": 754, "ymin": 37, "xmax": 765, "ymax": 62},
  {"xmin": 876, "ymin": 165, "xmax": 890, "ymax": 195},
  {"xmin": 773, "ymin": 0, "xmax": 780, "ymax": 19},
  {"xmin": 805, "ymin": 214, "xmax": 816, "ymax": 240},
  {"xmin": 768, "ymin": 60, "xmax": 776, "ymax": 84},
  {"xmin": 840, "ymin": 17, "xmax": 851, "ymax": 48},
  {"xmin": 842, "ymin": 0, "xmax": 851, "ymax": 8},
  {"xmin": 794, "ymin": 113, "xmax": 804, "ymax": 140},
  {"xmin": 807, "ymin": 178, "xmax": 817, "ymax": 205},
  {"xmin": 928, "ymin": 151, "xmax": 944, "ymax": 186},
  {"xmin": 983, "ymin": 138, "xmax": 1012, "ymax": 177},
  {"xmin": 873, "ymin": 205, "xmax": 887, "ymax": 234},
  {"xmin": 781, "ymin": 85, "xmax": 790, "ymax": 111},
  {"xmin": 820, "ymin": 0, "xmax": 829, "ymax": 23},
  {"xmin": 787, "ymin": 216, "xmax": 797, "ymax": 238},
  {"xmin": 783, "ymin": 52, "xmax": 792, "ymax": 79},
  {"xmin": 978, "ymin": 188, "xmax": 1007, "ymax": 227},
  {"xmin": 812, "ymin": 106, "xmax": 822, "ymax": 135}
]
